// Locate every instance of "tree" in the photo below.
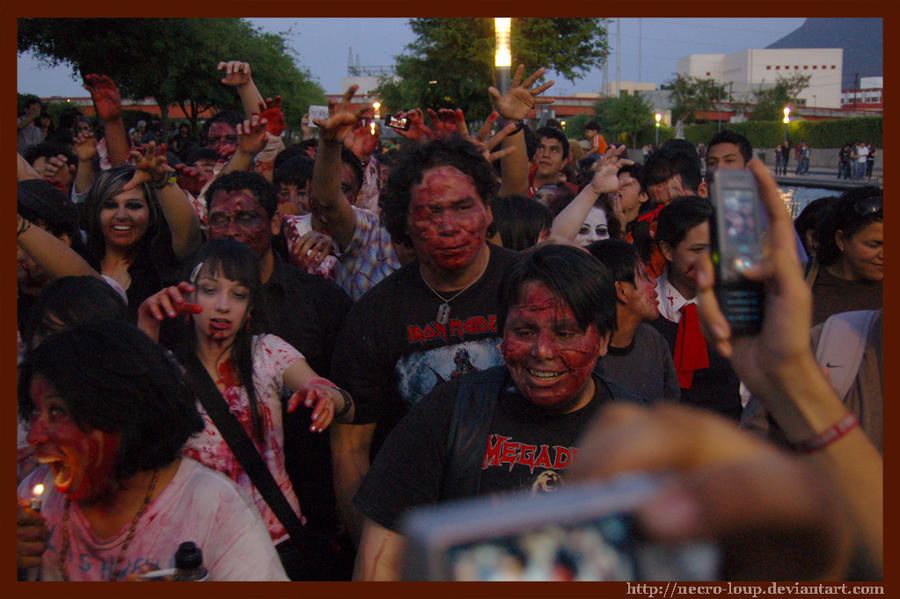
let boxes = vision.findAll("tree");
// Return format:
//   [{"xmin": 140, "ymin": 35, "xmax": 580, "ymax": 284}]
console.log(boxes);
[
  {"xmin": 18, "ymin": 18, "xmax": 324, "ymax": 136},
  {"xmin": 376, "ymin": 18, "xmax": 609, "ymax": 119},
  {"xmin": 593, "ymin": 92, "xmax": 655, "ymax": 148},
  {"xmin": 661, "ymin": 74, "xmax": 728, "ymax": 125},
  {"xmin": 749, "ymin": 73, "xmax": 812, "ymax": 121}
]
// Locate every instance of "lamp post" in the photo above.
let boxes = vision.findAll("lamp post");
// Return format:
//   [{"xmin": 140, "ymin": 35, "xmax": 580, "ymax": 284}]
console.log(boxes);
[
  {"xmin": 494, "ymin": 18, "xmax": 512, "ymax": 95},
  {"xmin": 782, "ymin": 106, "xmax": 791, "ymax": 145},
  {"xmin": 655, "ymin": 112, "xmax": 661, "ymax": 146}
]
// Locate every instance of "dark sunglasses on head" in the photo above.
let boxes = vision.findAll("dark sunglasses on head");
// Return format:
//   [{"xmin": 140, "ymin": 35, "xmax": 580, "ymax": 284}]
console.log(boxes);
[{"xmin": 853, "ymin": 195, "xmax": 882, "ymax": 216}]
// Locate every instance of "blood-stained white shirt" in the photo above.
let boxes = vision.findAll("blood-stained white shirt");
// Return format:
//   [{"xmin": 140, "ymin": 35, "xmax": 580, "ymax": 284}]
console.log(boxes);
[
  {"xmin": 18, "ymin": 460, "xmax": 287, "ymax": 581},
  {"xmin": 182, "ymin": 334, "xmax": 305, "ymax": 543}
]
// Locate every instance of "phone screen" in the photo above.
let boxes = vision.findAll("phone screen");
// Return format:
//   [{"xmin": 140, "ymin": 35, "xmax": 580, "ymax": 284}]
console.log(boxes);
[{"xmin": 717, "ymin": 186, "xmax": 764, "ymax": 285}]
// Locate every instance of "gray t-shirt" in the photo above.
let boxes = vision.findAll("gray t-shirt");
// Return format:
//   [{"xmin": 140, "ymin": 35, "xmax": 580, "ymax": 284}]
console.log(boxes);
[{"xmin": 594, "ymin": 323, "xmax": 681, "ymax": 403}]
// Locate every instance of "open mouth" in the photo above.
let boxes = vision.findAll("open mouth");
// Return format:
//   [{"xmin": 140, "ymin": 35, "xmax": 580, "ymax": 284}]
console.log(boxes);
[
  {"xmin": 111, "ymin": 225, "xmax": 134, "ymax": 232},
  {"xmin": 209, "ymin": 318, "xmax": 232, "ymax": 331},
  {"xmin": 36, "ymin": 455, "xmax": 74, "ymax": 492},
  {"xmin": 526, "ymin": 367, "xmax": 566, "ymax": 382}
]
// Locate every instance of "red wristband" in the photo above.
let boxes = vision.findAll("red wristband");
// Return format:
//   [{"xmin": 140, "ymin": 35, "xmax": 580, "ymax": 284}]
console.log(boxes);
[{"xmin": 789, "ymin": 412, "xmax": 859, "ymax": 454}]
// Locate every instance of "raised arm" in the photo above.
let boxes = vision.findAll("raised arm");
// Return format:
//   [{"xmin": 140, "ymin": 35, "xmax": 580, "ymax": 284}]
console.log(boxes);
[
  {"xmin": 218, "ymin": 61, "xmax": 265, "ymax": 118},
  {"xmin": 550, "ymin": 145, "xmax": 631, "ymax": 240},
  {"xmin": 72, "ymin": 129, "xmax": 99, "ymax": 195},
  {"xmin": 220, "ymin": 115, "xmax": 269, "ymax": 176},
  {"xmin": 17, "ymin": 214, "xmax": 99, "ymax": 280},
  {"xmin": 17, "ymin": 153, "xmax": 40, "ymax": 182},
  {"xmin": 695, "ymin": 158, "xmax": 882, "ymax": 573},
  {"xmin": 310, "ymin": 85, "xmax": 371, "ymax": 249},
  {"xmin": 83, "ymin": 74, "xmax": 129, "ymax": 167},
  {"xmin": 122, "ymin": 142, "xmax": 201, "ymax": 260},
  {"xmin": 488, "ymin": 65, "xmax": 555, "ymax": 196}
]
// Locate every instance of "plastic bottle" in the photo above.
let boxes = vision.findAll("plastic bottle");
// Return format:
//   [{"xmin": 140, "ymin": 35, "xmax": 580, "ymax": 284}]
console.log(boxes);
[{"xmin": 172, "ymin": 541, "xmax": 209, "ymax": 581}]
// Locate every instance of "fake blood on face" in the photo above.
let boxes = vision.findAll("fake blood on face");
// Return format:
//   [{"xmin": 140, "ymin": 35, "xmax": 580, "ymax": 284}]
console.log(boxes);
[
  {"xmin": 207, "ymin": 190, "xmax": 272, "ymax": 258},
  {"xmin": 407, "ymin": 166, "xmax": 491, "ymax": 273},
  {"xmin": 27, "ymin": 375, "xmax": 120, "ymax": 503},
  {"xmin": 500, "ymin": 282, "xmax": 605, "ymax": 412}
]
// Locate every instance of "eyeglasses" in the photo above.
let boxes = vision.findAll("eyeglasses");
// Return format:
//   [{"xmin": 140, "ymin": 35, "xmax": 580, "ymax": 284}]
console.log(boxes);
[{"xmin": 852, "ymin": 195, "xmax": 882, "ymax": 216}]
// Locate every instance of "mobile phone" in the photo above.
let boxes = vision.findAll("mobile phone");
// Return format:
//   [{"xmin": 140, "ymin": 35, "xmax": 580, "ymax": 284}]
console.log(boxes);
[
  {"xmin": 385, "ymin": 114, "xmax": 411, "ymax": 131},
  {"xmin": 400, "ymin": 474, "xmax": 719, "ymax": 581},
  {"xmin": 709, "ymin": 169, "xmax": 766, "ymax": 335}
]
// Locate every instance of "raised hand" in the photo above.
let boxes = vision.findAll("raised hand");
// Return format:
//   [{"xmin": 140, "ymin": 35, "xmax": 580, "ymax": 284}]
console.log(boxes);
[
  {"xmin": 344, "ymin": 122, "xmax": 379, "ymax": 160},
  {"xmin": 218, "ymin": 61, "xmax": 253, "ymax": 88},
  {"xmin": 174, "ymin": 164, "xmax": 210, "ymax": 196},
  {"xmin": 394, "ymin": 108, "xmax": 433, "ymax": 143},
  {"xmin": 236, "ymin": 114, "xmax": 269, "ymax": 156},
  {"xmin": 136, "ymin": 282, "xmax": 202, "ymax": 341},
  {"xmin": 456, "ymin": 110, "xmax": 517, "ymax": 163},
  {"xmin": 83, "ymin": 74, "xmax": 123, "ymax": 122},
  {"xmin": 427, "ymin": 108, "xmax": 462, "ymax": 137},
  {"xmin": 589, "ymin": 145, "xmax": 633, "ymax": 194},
  {"xmin": 122, "ymin": 142, "xmax": 175, "ymax": 191},
  {"xmin": 38, "ymin": 154, "xmax": 74, "ymax": 182},
  {"xmin": 73, "ymin": 130, "xmax": 98, "ymax": 162},
  {"xmin": 313, "ymin": 85, "xmax": 372, "ymax": 144},
  {"xmin": 256, "ymin": 96, "xmax": 285, "ymax": 137},
  {"xmin": 488, "ymin": 64, "xmax": 555, "ymax": 121}
]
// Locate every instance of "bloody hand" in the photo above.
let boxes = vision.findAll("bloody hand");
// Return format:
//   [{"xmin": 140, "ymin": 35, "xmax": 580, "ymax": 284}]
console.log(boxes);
[
  {"xmin": 83, "ymin": 74, "xmax": 123, "ymax": 121},
  {"xmin": 257, "ymin": 96, "xmax": 286, "ymax": 137},
  {"xmin": 175, "ymin": 164, "xmax": 210, "ymax": 196}
]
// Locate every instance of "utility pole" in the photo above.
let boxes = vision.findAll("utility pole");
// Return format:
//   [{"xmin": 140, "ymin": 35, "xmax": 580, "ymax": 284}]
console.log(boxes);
[{"xmin": 616, "ymin": 18, "xmax": 621, "ymax": 97}]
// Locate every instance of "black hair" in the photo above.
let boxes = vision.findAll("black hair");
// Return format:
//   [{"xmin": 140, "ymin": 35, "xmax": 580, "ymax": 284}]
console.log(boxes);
[
  {"xmin": 23, "ymin": 141, "xmax": 76, "ymax": 169},
  {"xmin": 617, "ymin": 163, "xmax": 648, "ymax": 196},
  {"xmin": 202, "ymin": 110, "xmax": 242, "ymax": 142},
  {"xmin": 381, "ymin": 134, "xmax": 498, "ymax": 247},
  {"xmin": 18, "ymin": 320, "xmax": 204, "ymax": 482},
  {"xmin": 642, "ymin": 140, "xmax": 702, "ymax": 192},
  {"xmin": 654, "ymin": 196, "xmax": 713, "ymax": 251},
  {"xmin": 584, "ymin": 120, "xmax": 601, "ymax": 132},
  {"xmin": 794, "ymin": 196, "xmax": 839, "ymax": 257},
  {"xmin": 206, "ymin": 170, "xmax": 278, "ymax": 218},
  {"xmin": 707, "ymin": 130, "xmax": 753, "ymax": 164},
  {"xmin": 274, "ymin": 154, "xmax": 315, "ymax": 188},
  {"xmin": 22, "ymin": 275, "xmax": 128, "ymax": 352},
  {"xmin": 492, "ymin": 195, "xmax": 553, "ymax": 251},
  {"xmin": 18, "ymin": 179, "xmax": 80, "ymax": 241},
  {"xmin": 813, "ymin": 186, "xmax": 883, "ymax": 267},
  {"xmin": 544, "ymin": 189, "xmax": 622, "ymax": 242},
  {"xmin": 274, "ymin": 143, "xmax": 314, "ymax": 170},
  {"xmin": 186, "ymin": 148, "xmax": 221, "ymax": 166},
  {"xmin": 182, "ymin": 239, "xmax": 267, "ymax": 442},
  {"xmin": 536, "ymin": 126, "xmax": 570, "ymax": 159},
  {"xmin": 498, "ymin": 244, "xmax": 617, "ymax": 337},
  {"xmin": 543, "ymin": 186, "xmax": 577, "ymax": 218},
  {"xmin": 340, "ymin": 146, "xmax": 364, "ymax": 199},
  {"xmin": 586, "ymin": 238, "xmax": 641, "ymax": 285},
  {"xmin": 85, "ymin": 165, "xmax": 160, "ymax": 264}
]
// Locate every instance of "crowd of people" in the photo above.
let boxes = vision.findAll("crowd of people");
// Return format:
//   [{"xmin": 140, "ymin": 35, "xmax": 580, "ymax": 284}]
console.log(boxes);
[{"xmin": 17, "ymin": 61, "xmax": 882, "ymax": 583}]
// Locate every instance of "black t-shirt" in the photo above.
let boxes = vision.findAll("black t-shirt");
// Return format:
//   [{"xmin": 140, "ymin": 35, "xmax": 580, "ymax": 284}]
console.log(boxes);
[
  {"xmin": 811, "ymin": 267, "xmax": 882, "ymax": 327},
  {"xmin": 353, "ymin": 369, "xmax": 612, "ymax": 532},
  {"xmin": 331, "ymin": 243, "xmax": 520, "ymax": 453},
  {"xmin": 649, "ymin": 315, "xmax": 742, "ymax": 421}
]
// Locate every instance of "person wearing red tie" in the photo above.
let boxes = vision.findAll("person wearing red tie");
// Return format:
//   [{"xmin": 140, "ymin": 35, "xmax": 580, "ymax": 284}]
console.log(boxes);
[{"xmin": 648, "ymin": 197, "xmax": 742, "ymax": 420}]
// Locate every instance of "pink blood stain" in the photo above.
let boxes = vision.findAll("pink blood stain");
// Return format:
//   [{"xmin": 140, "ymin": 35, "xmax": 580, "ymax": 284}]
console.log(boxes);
[{"xmin": 406, "ymin": 166, "xmax": 491, "ymax": 272}]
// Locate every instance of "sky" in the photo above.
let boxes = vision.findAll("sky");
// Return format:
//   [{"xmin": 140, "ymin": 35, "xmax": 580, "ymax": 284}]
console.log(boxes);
[{"xmin": 17, "ymin": 18, "xmax": 808, "ymax": 98}]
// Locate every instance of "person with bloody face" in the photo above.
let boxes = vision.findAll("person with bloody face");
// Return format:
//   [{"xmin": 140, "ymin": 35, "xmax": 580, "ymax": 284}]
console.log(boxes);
[
  {"xmin": 351, "ymin": 244, "xmax": 640, "ymax": 580},
  {"xmin": 16, "ymin": 320, "xmax": 287, "ymax": 581},
  {"xmin": 328, "ymin": 133, "xmax": 523, "ymax": 546}
]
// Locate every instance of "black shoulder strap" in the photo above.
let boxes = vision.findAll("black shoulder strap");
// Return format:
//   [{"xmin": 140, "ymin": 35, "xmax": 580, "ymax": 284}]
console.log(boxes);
[
  {"xmin": 441, "ymin": 367, "xmax": 507, "ymax": 501},
  {"xmin": 179, "ymin": 351, "xmax": 306, "ymax": 543}
]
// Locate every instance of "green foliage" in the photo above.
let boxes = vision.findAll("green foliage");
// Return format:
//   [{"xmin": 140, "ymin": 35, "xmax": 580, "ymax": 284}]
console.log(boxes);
[
  {"xmin": 684, "ymin": 116, "xmax": 882, "ymax": 150},
  {"xmin": 18, "ymin": 18, "xmax": 324, "ymax": 136},
  {"xmin": 748, "ymin": 73, "xmax": 811, "ymax": 121},
  {"xmin": 592, "ymin": 92, "xmax": 656, "ymax": 148},
  {"xmin": 376, "ymin": 18, "xmax": 608, "ymax": 118},
  {"xmin": 561, "ymin": 113, "xmax": 592, "ymax": 139},
  {"xmin": 661, "ymin": 74, "xmax": 728, "ymax": 124}
]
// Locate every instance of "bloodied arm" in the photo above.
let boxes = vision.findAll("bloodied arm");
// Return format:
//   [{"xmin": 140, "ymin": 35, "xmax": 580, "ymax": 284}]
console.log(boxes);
[
  {"xmin": 354, "ymin": 518, "xmax": 405, "ymax": 580},
  {"xmin": 311, "ymin": 85, "xmax": 372, "ymax": 250}
]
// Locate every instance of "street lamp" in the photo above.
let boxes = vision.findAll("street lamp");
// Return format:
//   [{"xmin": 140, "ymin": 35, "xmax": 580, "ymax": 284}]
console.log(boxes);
[
  {"xmin": 372, "ymin": 100, "xmax": 381, "ymax": 119},
  {"xmin": 782, "ymin": 106, "xmax": 791, "ymax": 145},
  {"xmin": 655, "ymin": 112, "xmax": 661, "ymax": 146},
  {"xmin": 494, "ymin": 18, "xmax": 512, "ymax": 95}
]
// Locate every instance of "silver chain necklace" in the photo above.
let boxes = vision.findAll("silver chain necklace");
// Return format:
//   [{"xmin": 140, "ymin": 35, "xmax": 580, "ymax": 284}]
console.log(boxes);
[{"xmin": 420, "ymin": 259, "xmax": 489, "ymax": 325}]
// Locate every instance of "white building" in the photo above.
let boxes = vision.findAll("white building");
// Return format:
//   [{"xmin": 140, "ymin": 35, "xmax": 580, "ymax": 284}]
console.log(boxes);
[{"xmin": 678, "ymin": 48, "xmax": 843, "ymax": 109}]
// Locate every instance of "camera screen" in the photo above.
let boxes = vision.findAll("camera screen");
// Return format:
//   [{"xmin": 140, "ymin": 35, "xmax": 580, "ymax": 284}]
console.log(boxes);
[{"xmin": 718, "ymin": 187, "xmax": 763, "ymax": 282}]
